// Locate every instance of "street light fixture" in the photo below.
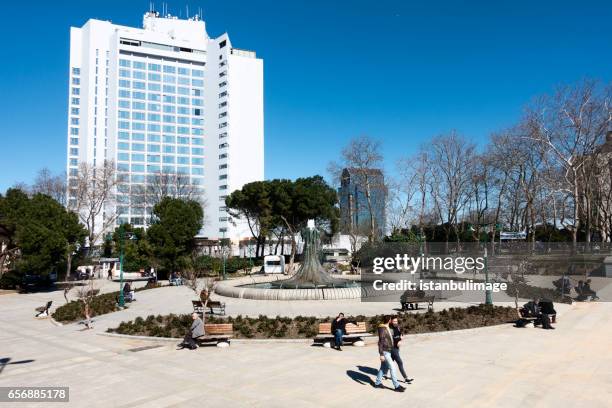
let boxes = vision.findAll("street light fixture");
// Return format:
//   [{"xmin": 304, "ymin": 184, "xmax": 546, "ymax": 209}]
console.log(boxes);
[
  {"xmin": 469, "ymin": 222, "xmax": 500, "ymax": 306},
  {"xmin": 221, "ymin": 230, "xmax": 227, "ymax": 280},
  {"xmin": 118, "ymin": 225, "xmax": 137, "ymax": 308}
]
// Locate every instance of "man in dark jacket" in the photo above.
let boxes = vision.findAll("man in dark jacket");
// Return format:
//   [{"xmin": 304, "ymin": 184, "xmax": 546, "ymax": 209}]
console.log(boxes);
[
  {"xmin": 179, "ymin": 312, "xmax": 205, "ymax": 350},
  {"xmin": 520, "ymin": 298, "xmax": 554, "ymax": 329},
  {"xmin": 330, "ymin": 313, "xmax": 357, "ymax": 351},
  {"xmin": 390, "ymin": 316, "xmax": 413, "ymax": 383},
  {"xmin": 374, "ymin": 316, "xmax": 406, "ymax": 392}
]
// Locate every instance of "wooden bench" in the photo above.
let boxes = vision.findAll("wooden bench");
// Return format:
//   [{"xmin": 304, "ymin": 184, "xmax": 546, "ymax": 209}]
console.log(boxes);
[
  {"xmin": 194, "ymin": 323, "xmax": 233, "ymax": 346},
  {"xmin": 192, "ymin": 300, "xmax": 226, "ymax": 316},
  {"xmin": 313, "ymin": 322, "xmax": 373, "ymax": 346},
  {"xmin": 517, "ymin": 314, "xmax": 557, "ymax": 327},
  {"xmin": 206, "ymin": 300, "xmax": 226, "ymax": 315},
  {"xmin": 401, "ymin": 295, "xmax": 435, "ymax": 311},
  {"xmin": 192, "ymin": 300, "xmax": 204, "ymax": 316}
]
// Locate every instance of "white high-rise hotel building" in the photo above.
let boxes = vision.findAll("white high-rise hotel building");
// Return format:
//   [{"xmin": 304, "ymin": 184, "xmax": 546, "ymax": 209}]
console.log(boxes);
[{"xmin": 66, "ymin": 11, "xmax": 264, "ymax": 241}]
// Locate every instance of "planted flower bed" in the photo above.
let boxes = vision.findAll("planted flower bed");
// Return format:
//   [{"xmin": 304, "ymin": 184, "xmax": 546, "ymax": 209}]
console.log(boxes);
[
  {"xmin": 52, "ymin": 282, "xmax": 165, "ymax": 323},
  {"xmin": 107, "ymin": 305, "xmax": 517, "ymax": 339}
]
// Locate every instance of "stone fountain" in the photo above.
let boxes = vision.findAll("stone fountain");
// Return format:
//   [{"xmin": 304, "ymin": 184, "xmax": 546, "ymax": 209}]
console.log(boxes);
[
  {"xmin": 215, "ymin": 220, "xmax": 365, "ymax": 300},
  {"xmin": 270, "ymin": 220, "xmax": 351, "ymax": 289}
]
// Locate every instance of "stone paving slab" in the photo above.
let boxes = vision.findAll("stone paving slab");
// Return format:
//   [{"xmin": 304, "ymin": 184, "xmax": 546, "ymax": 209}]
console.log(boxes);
[{"xmin": 1, "ymin": 284, "xmax": 610, "ymax": 407}]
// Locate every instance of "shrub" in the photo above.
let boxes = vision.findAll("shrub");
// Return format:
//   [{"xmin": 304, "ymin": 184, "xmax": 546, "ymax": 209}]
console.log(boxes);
[
  {"xmin": 107, "ymin": 305, "xmax": 517, "ymax": 339},
  {"xmin": 0, "ymin": 270, "xmax": 23, "ymax": 289},
  {"xmin": 52, "ymin": 283, "xmax": 167, "ymax": 323},
  {"xmin": 52, "ymin": 291, "xmax": 119, "ymax": 323}
]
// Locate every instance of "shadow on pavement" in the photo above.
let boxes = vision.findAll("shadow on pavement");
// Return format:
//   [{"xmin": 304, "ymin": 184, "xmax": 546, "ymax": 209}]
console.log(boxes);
[
  {"xmin": 0, "ymin": 357, "xmax": 35, "ymax": 375},
  {"xmin": 346, "ymin": 370, "xmax": 374, "ymax": 386},
  {"xmin": 347, "ymin": 365, "xmax": 381, "ymax": 386},
  {"xmin": 357, "ymin": 365, "xmax": 379, "ymax": 376}
]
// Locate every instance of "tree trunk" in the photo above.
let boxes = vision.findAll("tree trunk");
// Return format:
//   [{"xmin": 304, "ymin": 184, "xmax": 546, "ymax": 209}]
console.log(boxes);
[
  {"xmin": 572, "ymin": 178, "xmax": 579, "ymax": 246},
  {"xmin": 65, "ymin": 250, "xmax": 73, "ymax": 282}
]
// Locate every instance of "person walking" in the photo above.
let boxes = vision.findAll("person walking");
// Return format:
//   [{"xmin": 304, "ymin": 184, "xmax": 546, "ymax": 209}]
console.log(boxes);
[
  {"xmin": 331, "ymin": 313, "xmax": 357, "ymax": 351},
  {"xmin": 374, "ymin": 315, "xmax": 406, "ymax": 392},
  {"xmin": 389, "ymin": 316, "xmax": 413, "ymax": 384}
]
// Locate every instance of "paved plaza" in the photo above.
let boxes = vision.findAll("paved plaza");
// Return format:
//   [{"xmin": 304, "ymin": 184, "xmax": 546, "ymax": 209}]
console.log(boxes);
[{"xmin": 0, "ymin": 284, "xmax": 610, "ymax": 407}]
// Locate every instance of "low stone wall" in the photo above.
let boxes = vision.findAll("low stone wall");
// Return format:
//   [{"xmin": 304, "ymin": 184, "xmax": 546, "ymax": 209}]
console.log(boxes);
[{"xmin": 215, "ymin": 274, "xmax": 377, "ymax": 300}]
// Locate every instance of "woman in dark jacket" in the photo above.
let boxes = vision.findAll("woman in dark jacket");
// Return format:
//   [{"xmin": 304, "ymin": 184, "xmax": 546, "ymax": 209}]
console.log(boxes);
[{"xmin": 374, "ymin": 316, "xmax": 406, "ymax": 392}]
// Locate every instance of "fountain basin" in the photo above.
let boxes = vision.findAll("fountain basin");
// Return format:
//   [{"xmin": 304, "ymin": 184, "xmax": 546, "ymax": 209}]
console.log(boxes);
[{"xmin": 215, "ymin": 275, "xmax": 377, "ymax": 300}]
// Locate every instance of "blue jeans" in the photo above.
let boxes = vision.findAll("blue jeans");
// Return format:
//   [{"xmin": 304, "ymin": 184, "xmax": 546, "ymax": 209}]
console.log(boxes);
[
  {"xmin": 334, "ymin": 329, "xmax": 343, "ymax": 347},
  {"xmin": 375, "ymin": 351, "xmax": 400, "ymax": 388}
]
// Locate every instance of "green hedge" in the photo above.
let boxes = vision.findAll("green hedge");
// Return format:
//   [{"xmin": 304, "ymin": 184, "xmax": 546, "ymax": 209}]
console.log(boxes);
[
  {"xmin": 193, "ymin": 255, "xmax": 262, "ymax": 274},
  {"xmin": 52, "ymin": 291, "xmax": 119, "ymax": 323},
  {"xmin": 52, "ymin": 282, "xmax": 165, "ymax": 323},
  {"xmin": 505, "ymin": 281, "xmax": 572, "ymax": 304},
  {"xmin": 107, "ymin": 305, "xmax": 517, "ymax": 339}
]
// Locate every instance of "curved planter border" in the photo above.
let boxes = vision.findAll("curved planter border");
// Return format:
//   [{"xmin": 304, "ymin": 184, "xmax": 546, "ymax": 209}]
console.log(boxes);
[
  {"xmin": 98, "ymin": 318, "xmax": 525, "ymax": 345},
  {"xmin": 98, "ymin": 331, "xmax": 338, "ymax": 344},
  {"xmin": 214, "ymin": 274, "xmax": 383, "ymax": 301}
]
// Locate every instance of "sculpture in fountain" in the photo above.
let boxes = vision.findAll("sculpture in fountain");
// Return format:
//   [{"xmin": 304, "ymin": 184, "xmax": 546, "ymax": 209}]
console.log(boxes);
[{"xmin": 271, "ymin": 220, "xmax": 351, "ymax": 289}]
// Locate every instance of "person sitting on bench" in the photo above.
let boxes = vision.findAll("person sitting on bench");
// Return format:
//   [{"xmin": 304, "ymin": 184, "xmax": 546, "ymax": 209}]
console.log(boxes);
[
  {"xmin": 582, "ymin": 279, "xmax": 599, "ymax": 301},
  {"xmin": 538, "ymin": 299, "xmax": 557, "ymax": 324},
  {"xmin": 330, "ymin": 313, "xmax": 357, "ymax": 351},
  {"xmin": 123, "ymin": 282, "xmax": 134, "ymax": 302},
  {"xmin": 178, "ymin": 312, "xmax": 204, "ymax": 350},
  {"xmin": 519, "ymin": 298, "xmax": 554, "ymax": 329},
  {"xmin": 401, "ymin": 289, "xmax": 426, "ymax": 310},
  {"xmin": 553, "ymin": 276, "xmax": 571, "ymax": 294},
  {"xmin": 169, "ymin": 272, "xmax": 183, "ymax": 286}
]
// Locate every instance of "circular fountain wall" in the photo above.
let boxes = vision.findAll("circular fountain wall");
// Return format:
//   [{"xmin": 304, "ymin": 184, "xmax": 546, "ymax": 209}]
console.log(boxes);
[{"xmin": 215, "ymin": 274, "xmax": 371, "ymax": 300}]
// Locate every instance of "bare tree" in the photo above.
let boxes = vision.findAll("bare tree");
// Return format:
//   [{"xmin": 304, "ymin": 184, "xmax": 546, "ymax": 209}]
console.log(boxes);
[
  {"xmin": 75, "ymin": 277, "xmax": 98, "ymax": 329},
  {"xmin": 329, "ymin": 135, "xmax": 387, "ymax": 242},
  {"xmin": 129, "ymin": 170, "xmax": 205, "ymax": 228},
  {"xmin": 385, "ymin": 175, "xmax": 417, "ymax": 233},
  {"xmin": 183, "ymin": 259, "xmax": 218, "ymax": 331},
  {"xmin": 68, "ymin": 160, "xmax": 123, "ymax": 248},
  {"xmin": 426, "ymin": 131, "xmax": 475, "ymax": 246},
  {"xmin": 143, "ymin": 171, "xmax": 202, "ymax": 205},
  {"xmin": 524, "ymin": 80, "xmax": 611, "ymax": 244},
  {"xmin": 31, "ymin": 168, "xmax": 67, "ymax": 206}
]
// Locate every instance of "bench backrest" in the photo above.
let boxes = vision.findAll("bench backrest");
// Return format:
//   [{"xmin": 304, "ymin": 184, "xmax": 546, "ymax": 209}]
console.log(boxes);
[
  {"xmin": 192, "ymin": 300, "xmax": 204, "ymax": 312},
  {"xmin": 318, "ymin": 321, "xmax": 367, "ymax": 334},
  {"xmin": 208, "ymin": 301, "xmax": 222, "ymax": 307},
  {"xmin": 205, "ymin": 323, "xmax": 233, "ymax": 335},
  {"xmin": 402, "ymin": 295, "xmax": 434, "ymax": 302}
]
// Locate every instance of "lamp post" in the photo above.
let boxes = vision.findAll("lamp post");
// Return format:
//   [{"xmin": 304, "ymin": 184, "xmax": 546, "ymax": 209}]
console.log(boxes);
[
  {"xmin": 221, "ymin": 231, "xmax": 227, "ymax": 280},
  {"xmin": 118, "ymin": 226, "xmax": 136, "ymax": 308},
  {"xmin": 118, "ymin": 225, "xmax": 126, "ymax": 308},
  {"xmin": 469, "ymin": 223, "xmax": 500, "ymax": 305},
  {"xmin": 483, "ymin": 229, "xmax": 492, "ymax": 305},
  {"xmin": 416, "ymin": 228, "xmax": 425, "ymax": 277}
]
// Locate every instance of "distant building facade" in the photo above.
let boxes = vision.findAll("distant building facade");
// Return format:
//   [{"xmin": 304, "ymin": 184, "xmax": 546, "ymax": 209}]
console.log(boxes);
[
  {"xmin": 66, "ymin": 10, "xmax": 264, "ymax": 242},
  {"xmin": 338, "ymin": 168, "xmax": 386, "ymax": 238}
]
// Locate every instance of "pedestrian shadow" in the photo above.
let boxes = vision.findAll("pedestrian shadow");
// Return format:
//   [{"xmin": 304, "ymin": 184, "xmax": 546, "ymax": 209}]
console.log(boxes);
[
  {"xmin": 357, "ymin": 365, "xmax": 378, "ymax": 376},
  {"xmin": 346, "ymin": 365, "xmax": 380, "ymax": 386},
  {"xmin": 346, "ymin": 370, "xmax": 374, "ymax": 386},
  {"xmin": 0, "ymin": 357, "xmax": 35, "ymax": 376}
]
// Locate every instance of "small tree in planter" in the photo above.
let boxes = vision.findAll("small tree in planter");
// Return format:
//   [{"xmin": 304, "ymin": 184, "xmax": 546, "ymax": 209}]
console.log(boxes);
[
  {"xmin": 76, "ymin": 276, "xmax": 98, "ymax": 329},
  {"xmin": 183, "ymin": 260, "xmax": 218, "ymax": 334}
]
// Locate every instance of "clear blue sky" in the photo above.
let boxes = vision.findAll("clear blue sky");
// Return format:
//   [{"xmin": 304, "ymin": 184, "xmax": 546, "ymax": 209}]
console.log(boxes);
[{"xmin": 1, "ymin": 0, "xmax": 610, "ymax": 191}]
